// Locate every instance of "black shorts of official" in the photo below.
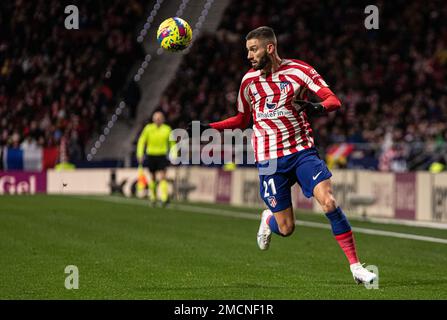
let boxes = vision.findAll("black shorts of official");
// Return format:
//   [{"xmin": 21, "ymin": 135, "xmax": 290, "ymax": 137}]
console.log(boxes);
[{"xmin": 146, "ymin": 155, "xmax": 169, "ymax": 173}]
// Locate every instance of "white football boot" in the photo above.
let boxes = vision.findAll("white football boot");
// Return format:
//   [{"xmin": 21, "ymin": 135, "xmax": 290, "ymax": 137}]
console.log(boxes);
[
  {"xmin": 350, "ymin": 262, "xmax": 377, "ymax": 284},
  {"xmin": 257, "ymin": 209, "xmax": 272, "ymax": 250}
]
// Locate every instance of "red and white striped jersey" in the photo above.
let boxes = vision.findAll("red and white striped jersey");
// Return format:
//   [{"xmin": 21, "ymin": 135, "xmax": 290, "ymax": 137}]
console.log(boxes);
[{"xmin": 237, "ymin": 59, "xmax": 330, "ymax": 162}]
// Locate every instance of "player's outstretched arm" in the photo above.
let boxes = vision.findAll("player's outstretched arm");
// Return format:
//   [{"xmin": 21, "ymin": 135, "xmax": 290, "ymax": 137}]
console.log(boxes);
[
  {"xmin": 187, "ymin": 111, "xmax": 251, "ymax": 136},
  {"xmin": 209, "ymin": 112, "xmax": 251, "ymax": 130}
]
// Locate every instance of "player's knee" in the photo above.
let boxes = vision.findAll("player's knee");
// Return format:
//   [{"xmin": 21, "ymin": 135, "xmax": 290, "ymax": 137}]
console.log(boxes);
[
  {"xmin": 320, "ymin": 196, "xmax": 337, "ymax": 213},
  {"xmin": 280, "ymin": 222, "xmax": 295, "ymax": 237}
]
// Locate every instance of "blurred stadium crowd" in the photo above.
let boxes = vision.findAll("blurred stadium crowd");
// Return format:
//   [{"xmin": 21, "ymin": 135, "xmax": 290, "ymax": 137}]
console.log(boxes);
[
  {"xmin": 0, "ymin": 0, "xmax": 143, "ymax": 165},
  {"xmin": 1, "ymin": 0, "xmax": 446, "ymax": 171},
  {"xmin": 151, "ymin": 0, "xmax": 447, "ymax": 171}
]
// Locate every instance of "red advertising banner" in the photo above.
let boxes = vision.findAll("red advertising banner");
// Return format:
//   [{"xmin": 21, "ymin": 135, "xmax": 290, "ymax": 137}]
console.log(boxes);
[
  {"xmin": 0, "ymin": 171, "xmax": 47, "ymax": 194},
  {"xmin": 215, "ymin": 169, "xmax": 232, "ymax": 204},
  {"xmin": 292, "ymin": 184, "xmax": 313, "ymax": 210},
  {"xmin": 394, "ymin": 172, "xmax": 416, "ymax": 220}
]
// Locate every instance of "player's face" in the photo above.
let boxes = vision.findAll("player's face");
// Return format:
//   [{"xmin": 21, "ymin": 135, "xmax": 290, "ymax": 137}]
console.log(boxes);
[
  {"xmin": 246, "ymin": 39, "xmax": 270, "ymax": 71},
  {"xmin": 152, "ymin": 112, "xmax": 165, "ymax": 125}
]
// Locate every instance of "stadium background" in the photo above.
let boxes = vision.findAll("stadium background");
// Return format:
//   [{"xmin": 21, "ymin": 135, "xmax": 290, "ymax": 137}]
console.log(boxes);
[{"xmin": 0, "ymin": 0, "xmax": 446, "ymax": 300}]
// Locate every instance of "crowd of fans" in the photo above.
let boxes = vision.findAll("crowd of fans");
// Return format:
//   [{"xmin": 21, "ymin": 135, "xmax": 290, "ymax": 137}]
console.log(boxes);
[
  {"xmin": 0, "ymin": 0, "xmax": 144, "ymax": 164},
  {"xmin": 153, "ymin": 0, "xmax": 447, "ymax": 171}
]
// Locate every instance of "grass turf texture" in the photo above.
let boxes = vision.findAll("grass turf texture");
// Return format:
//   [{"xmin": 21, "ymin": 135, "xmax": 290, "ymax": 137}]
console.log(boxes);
[{"xmin": 1, "ymin": 195, "xmax": 446, "ymax": 299}]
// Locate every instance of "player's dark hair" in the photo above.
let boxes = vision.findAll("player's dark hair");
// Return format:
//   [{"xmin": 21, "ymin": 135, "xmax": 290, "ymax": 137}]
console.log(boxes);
[
  {"xmin": 245, "ymin": 26, "xmax": 277, "ymax": 44},
  {"xmin": 151, "ymin": 109, "xmax": 166, "ymax": 118}
]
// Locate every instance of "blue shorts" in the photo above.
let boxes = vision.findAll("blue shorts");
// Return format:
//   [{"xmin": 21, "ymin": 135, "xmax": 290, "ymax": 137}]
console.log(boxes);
[{"xmin": 258, "ymin": 148, "xmax": 332, "ymax": 212}]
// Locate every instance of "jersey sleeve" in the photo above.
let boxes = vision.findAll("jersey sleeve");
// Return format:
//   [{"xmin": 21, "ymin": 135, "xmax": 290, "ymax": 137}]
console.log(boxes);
[{"xmin": 299, "ymin": 64, "xmax": 330, "ymax": 95}]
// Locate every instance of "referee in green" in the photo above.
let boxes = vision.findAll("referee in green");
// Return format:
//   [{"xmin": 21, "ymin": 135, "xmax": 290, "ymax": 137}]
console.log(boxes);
[{"xmin": 137, "ymin": 111, "xmax": 175, "ymax": 205}]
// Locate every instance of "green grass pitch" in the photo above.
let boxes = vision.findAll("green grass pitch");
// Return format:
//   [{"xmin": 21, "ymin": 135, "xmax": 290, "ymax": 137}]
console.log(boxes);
[{"xmin": 1, "ymin": 195, "xmax": 446, "ymax": 299}]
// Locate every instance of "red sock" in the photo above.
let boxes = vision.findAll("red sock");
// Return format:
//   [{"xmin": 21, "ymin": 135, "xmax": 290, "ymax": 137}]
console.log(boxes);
[{"xmin": 335, "ymin": 230, "xmax": 359, "ymax": 264}]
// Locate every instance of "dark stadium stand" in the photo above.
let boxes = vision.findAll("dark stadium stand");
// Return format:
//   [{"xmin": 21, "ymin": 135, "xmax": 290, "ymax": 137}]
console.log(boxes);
[{"xmin": 0, "ymin": 0, "xmax": 145, "ymax": 168}]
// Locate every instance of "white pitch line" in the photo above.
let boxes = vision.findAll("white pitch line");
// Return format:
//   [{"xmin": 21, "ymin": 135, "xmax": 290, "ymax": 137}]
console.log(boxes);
[
  {"xmin": 354, "ymin": 216, "xmax": 447, "ymax": 230},
  {"xmin": 78, "ymin": 195, "xmax": 447, "ymax": 245}
]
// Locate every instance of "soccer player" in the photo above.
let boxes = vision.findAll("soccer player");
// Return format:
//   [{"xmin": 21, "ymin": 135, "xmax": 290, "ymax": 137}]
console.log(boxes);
[
  {"xmin": 137, "ymin": 111, "xmax": 175, "ymax": 206},
  {"xmin": 189, "ymin": 26, "xmax": 376, "ymax": 284}
]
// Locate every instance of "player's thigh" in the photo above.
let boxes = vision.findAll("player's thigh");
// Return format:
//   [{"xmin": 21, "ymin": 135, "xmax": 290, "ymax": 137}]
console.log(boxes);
[
  {"xmin": 259, "ymin": 172, "xmax": 294, "ymax": 214},
  {"xmin": 295, "ymin": 152, "xmax": 332, "ymax": 198}
]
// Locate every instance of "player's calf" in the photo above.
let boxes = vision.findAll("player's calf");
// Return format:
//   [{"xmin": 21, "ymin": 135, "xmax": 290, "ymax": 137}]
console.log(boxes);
[
  {"xmin": 257, "ymin": 208, "xmax": 295, "ymax": 250},
  {"xmin": 159, "ymin": 178, "xmax": 169, "ymax": 204},
  {"xmin": 267, "ymin": 207, "xmax": 295, "ymax": 237},
  {"xmin": 277, "ymin": 220, "xmax": 295, "ymax": 237},
  {"xmin": 149, "ymin": 180, "xmax": 157, "ymax": 204}
]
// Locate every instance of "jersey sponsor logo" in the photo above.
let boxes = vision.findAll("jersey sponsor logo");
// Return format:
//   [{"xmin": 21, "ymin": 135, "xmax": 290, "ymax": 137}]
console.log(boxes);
[
  {"xmin": 256, "ymin": 109, "xmax": 293, "ymax": 119},
  {"xmin": 268, "ymin": 196, "xmax": 277, "ymax": 208},
  {"xmin": 265, "ymin": 102, "xmax": 277, "ymax": 111},
  {"xmin": 264, "ymin": 97, "xmax": 279, "ymax": 112}
]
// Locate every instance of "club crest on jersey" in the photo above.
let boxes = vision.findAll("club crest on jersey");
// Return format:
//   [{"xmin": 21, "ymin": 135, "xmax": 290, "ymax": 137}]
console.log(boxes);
[
  {"xmin": 280, "ymin": 81, "xmax": 291, "ymax": 93},
  {"xmin": 268, "ymin": 196, "xmax": 277, "ymax": 208}
]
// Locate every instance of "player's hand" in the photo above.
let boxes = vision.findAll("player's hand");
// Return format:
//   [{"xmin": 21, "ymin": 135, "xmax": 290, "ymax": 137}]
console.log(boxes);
[
  {"xmin": 186, "ymin": 121, "xmax": 211, "ymax": 137},
  {"xmin": 293, "ymin": 99, "xmax": 327, "ymax": 117}
]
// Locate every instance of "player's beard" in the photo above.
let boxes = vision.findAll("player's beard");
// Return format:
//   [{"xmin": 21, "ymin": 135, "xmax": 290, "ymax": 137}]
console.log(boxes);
[{"xmin": 253, "ymin": 51, "xmax": 270, "ymax": 71}]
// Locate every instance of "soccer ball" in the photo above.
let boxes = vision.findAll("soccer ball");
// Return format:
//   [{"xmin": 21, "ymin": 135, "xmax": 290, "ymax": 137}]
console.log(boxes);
[{"xmin": 157, "ymin": 17, "xmax": 192, "ymax": 52}]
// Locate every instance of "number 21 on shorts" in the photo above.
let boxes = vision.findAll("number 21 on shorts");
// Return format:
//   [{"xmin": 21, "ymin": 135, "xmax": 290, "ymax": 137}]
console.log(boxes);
[{"xmin": 263, "ymin": 178, "xmax": 277, "ymax": 197}]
